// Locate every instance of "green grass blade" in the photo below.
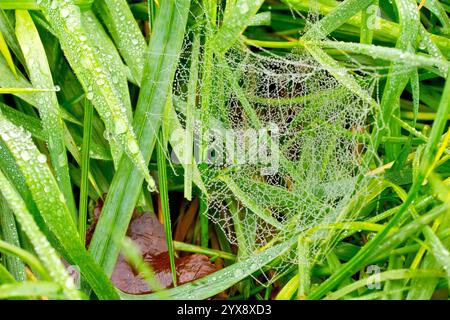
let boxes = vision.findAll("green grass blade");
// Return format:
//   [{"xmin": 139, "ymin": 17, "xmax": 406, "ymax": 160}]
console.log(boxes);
[
  {"xmin": 157, "ymin": 128, "xmax": 177, "ymax": 286},
  {"xmin": 0, "ymin": 239, "xmax": 48, "ymax": 281},
  {"xmin": 211, "ymin": 0, "xmax": 265, "ymax": 54},
  {"xmin": 0, "ymin": 282, "xmax": 64, "ymax": 299},
  {"xmin": 0, "ymin": 264, "xmax": 15, "ymax": 284},
  {"xmin": 94, "ymin": 0, "xmax": 147, "ymax": 84},
  {"xmin": 421, "ymin": 0, "xmax": 450, "ymax": 35},
  {"xmin": 297, "ymin": 0, "xmax": 374, "ymax": 40},
  {"xmin": 184, "ymin": 34, "xmax": 200, "ymax": 201},
  {"xmin": 382, "ymin": 0, "xmax": 420, "ymax": 161},
  {"xmin": 78, "ymin": 99, "xmax": 93, "ymax": 245},
  {"xmin": 0, "ymin": 194, "xmax": 26, "ymax": 281},
  {"xmin": 16, "ymin": 9, "xmax": 77, "ymax": 220}
]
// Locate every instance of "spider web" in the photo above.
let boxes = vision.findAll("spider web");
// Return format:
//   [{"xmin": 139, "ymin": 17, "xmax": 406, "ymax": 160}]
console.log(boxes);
[{"xmin": 171, "ymin": 8, "xmax": 380, "ymax": 268}]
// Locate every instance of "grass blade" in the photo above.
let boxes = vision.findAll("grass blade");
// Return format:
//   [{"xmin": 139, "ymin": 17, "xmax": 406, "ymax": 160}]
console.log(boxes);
[
  {"xmin": 16, "ymin": 9, "xmax": 78, "ymax": 219},
  {"xmin": 157, "ymin": 128, "xmax": 177, "ymax": 286},
  {"xmin": 78, "ymin": 99, "xmax": 93, "ymax": 244},
  {"xmin": 0, "ymin": 194, "xmax": 26, "ymax": 281},
  {"xmin": 211, "ymin": 0, "xmax": 265, "ymax": 54},
  {"xmin": 94, "ymin": 0, "xmax": 147, "ymax": 84},
  {"xmin": 0, "ymin": 282, "xmax": 64, "ymax": 299}
]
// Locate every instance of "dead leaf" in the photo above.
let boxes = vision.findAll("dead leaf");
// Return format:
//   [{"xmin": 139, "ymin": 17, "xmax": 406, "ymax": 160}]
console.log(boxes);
[{"xmin": 89, "ymin": 198, "xmax": 217, "ymax": 295}]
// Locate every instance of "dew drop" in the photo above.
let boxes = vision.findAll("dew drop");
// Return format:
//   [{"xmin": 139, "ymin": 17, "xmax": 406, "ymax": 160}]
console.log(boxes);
[
  {"xmin": 115, "ymin": 119, "xmax": 128, "ymax": 134},
  {"xmin": 61, "ymin": 8, "xmax": 70, "ymax": 18},
  {"xmin": 37, "ymin": 154, "xmax": 47, "ymax": 164},
  {"xmin": 86, "ymin": 91, "xmax": 94, "ymax": 100},
  {"xmin": 234, "ymin": 269, "xmax": 243, "ymax": 277},
  {"xmin": 1, "ymin": 132, "xmax": 11, "ymax": 141},
  {"xmin": 21, "ymin": 150, "xmax": 31, "ymax": 161},
  {"xmin": 128, "ymin": 140, "xmax": 139, "ymax": 154},
  {"xmin": 58, "ymin": 153, "xmax": 66, "ymax": 167},
  {"xmin": 239, "ymin": 3, "xmax": 249, "ymax": 14}
]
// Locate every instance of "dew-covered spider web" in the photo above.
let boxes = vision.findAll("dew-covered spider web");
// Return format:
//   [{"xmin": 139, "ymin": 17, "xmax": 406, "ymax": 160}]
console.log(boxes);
[{"xmin": 170, "ymin": 10, "xmax": 384, "ymax": 272}]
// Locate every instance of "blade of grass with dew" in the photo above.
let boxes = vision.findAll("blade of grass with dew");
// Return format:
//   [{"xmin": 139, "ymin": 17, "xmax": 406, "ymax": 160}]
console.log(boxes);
[
  {"xmin": 299, "ymin": 0, "xmax": 375, "ymax": 41},
  {"xmin": 120, "ymin": 236, "xmax": 298, "ymax": 300},
  {"xmin": 93, "ymin": 0, "xmax": 147, "ymax": 84},
  {"xmin": 297, "ymin": 236, "xmax": 311, "ymax": 299},
  {"xmin": 0, "ymin": 115, "xmax": 118, "ymax": 299},
  {"xmin": 157, "ymin": 128, "xmax": 177, "ymax": 286},
  {"xmin": 300, "ymin": 43, "xmax": 378, "ymax": 109},
  {"xmin": 88, "ymin": 0, "xmax": 191, "ymax": 277},
  {"xmin": 199, "ymin": 0, "xmax": 217, "ymax": 170},
  {"xmin": 36, "ymin": 0, "xmax": 154, "ymax": 188},
  {"xmin": 16, "ymin": 9, "xmax": 77, "ymax": 220},
  {"xmin": 80, "ymin": 9, "xmax": 132, "ymax": 121},
  {"xmin": 78, "ymin": 99, "xmax": 93, "ymax": 245},
  {"xmin": 0, "ymin": 170, "xmax": 81, "ymax": 299},
  {"xmin": 184, "ymin": 33, "xmax": 200, "ymax": 201},
  {"xmin": 381, "ymin": 0, "xmax": 420, "ymax": 161},
  {"xmin": 313, "ymin": 40, "xmax": 449, "ymax": 75},
  {"xmin": 0, "ymin": 194, "xmax": 26, "ymax": 281},
  {"xmin": 211, "ymin": 0, "xmax": 265, "ymax": 54}
]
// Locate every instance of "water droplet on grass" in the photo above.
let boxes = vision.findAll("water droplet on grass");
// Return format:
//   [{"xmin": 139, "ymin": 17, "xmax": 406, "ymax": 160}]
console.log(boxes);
[
  {"xmin": 37, "ymin": 154, "xmax": 47, "ymax": 163},
  {"xmin": 61, "ymin": 8, "xmax": 70, "ymax": 18},
  {"xmin": 21, "ymin": 150, "xmax": 31, "ymax": 161},
  {"xmin": 115, "ymin": 119, "xmax": 128, "ymax": 134}
]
